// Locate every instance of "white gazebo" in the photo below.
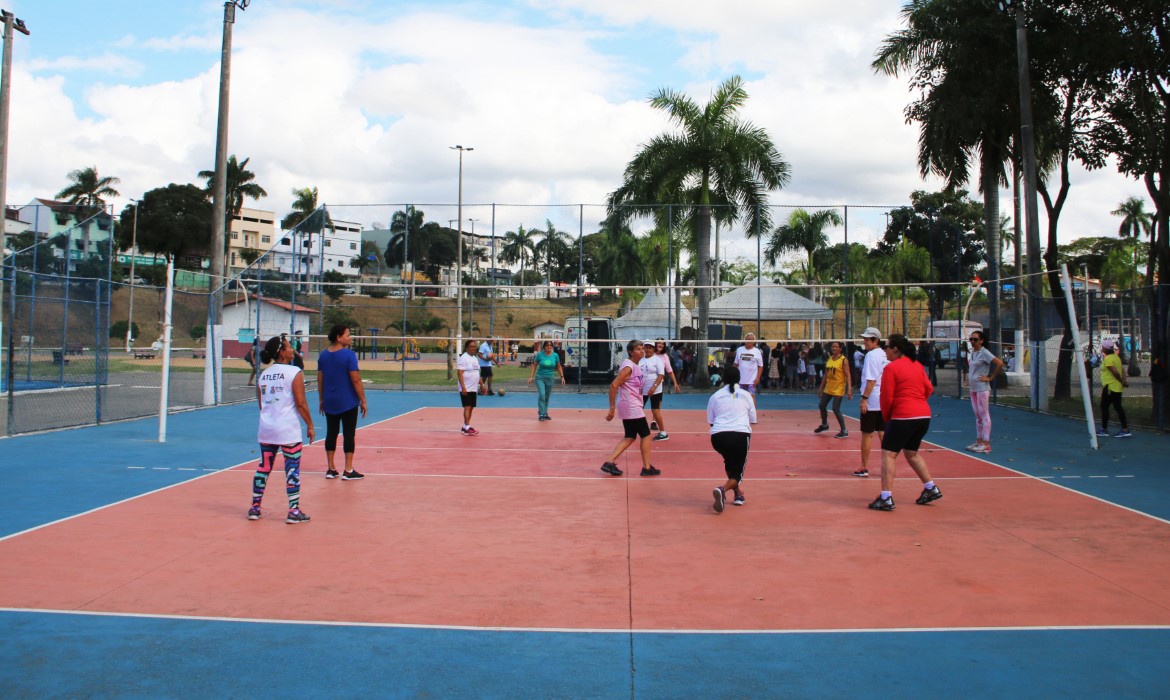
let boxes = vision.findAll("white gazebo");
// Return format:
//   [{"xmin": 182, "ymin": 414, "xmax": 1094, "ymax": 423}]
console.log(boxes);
[
  {"xmin": 614, "ymin": 287, "xmax": 693, "ymax": 342},
  {"xmin": 708, "ymin": 278, "xmax": 832, "ymax": 336}
]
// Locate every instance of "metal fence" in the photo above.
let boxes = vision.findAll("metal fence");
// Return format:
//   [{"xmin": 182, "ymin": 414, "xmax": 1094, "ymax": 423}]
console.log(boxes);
[{"xmin": 3, "ymin": 201, "xmax": 1167, "ymax": 435}]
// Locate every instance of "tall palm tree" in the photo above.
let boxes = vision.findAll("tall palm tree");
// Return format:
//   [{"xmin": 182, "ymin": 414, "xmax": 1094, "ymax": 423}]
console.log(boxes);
[
  {"xmin": 873, "ymin": 1, "xmax": 1018, "ymax": 355},
  {"xmin": 500, "ymin": 224, "xmax": 537, "ymax": 297},
  {"xmin": 534, "ymin": 220, "xmax": 572, "ymax": 283},
  {"xmin": 281, "ymin": 186, "xmax": 333, "ymax": 282},
  {"xmin": 880, "ymin": 240, "xmax": 933, "ymax": 332},
  {"xmin": 56, "ymin": 166, "xmax": 121, "ymax": 254},
  {"xmin": 1111, "ymin": 196, "xmax": 1155, "ymax": 287},
  {"xmin": 608, "ymin": 75, "xmax": 790, "ymax": 385},
  {"xmin": 199, "ymin": 155, "xmax": 268, "ymax": 242},
  {"xmin": 764, "ymin": 208, "xmax": 843, "ymax": 290}
]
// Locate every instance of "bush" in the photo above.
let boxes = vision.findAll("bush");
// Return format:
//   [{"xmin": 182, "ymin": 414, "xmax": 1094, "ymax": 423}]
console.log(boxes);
[
  {"xmin": 109, "ymin": 320, "xmax": 140, "ymax": 340},
  {"xmin": 190, "ymin": 325, "xmax": 206, "ymax": 340},
  {"xmin": 367, "ymin": 288, "xmax": 388, "ymax": 299}
]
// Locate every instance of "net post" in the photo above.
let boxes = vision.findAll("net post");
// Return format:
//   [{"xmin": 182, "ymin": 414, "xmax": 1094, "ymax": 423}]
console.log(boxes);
[{"xmin": 1060, "ymin": 264, "xmax": 1098, "ymax": 449}]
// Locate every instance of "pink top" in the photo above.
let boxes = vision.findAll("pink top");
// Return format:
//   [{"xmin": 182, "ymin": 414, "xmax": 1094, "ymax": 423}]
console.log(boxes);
[{"xmin": 615, "ymin": 359, "xmax": 646, "ymax": 420}]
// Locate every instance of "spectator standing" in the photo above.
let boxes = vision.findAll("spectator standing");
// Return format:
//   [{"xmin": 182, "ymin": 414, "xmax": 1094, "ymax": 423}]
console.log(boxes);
[
  {"xmin": 1097, "ymin": 338, "xmax": 1132, "ymax": 438},
  {"xmin": 734, "ymin": 333, "xmax": 765, "ymax": 393},
  {"xmin": 477, "ymin": 338, "xmax": 496, "ymax": 395},
  {"xmin": 965, "ymin": 330, "xmax": 1004, "ymax": 453}
]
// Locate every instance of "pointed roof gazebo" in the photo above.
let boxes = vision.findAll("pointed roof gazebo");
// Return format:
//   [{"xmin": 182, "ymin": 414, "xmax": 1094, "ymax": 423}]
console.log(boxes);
[{"xmin": 708, "ymin": 278, "xmax": 833, "ymax": 321}]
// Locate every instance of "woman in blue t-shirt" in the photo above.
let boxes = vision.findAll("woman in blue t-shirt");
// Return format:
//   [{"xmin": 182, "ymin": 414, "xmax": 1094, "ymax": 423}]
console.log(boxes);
[
  {"xmin": 317, "ymin": 323, "xmax": 368, "ymax": 480},
  {"xmin": 527, "ymin": 340, "xmax": 566, "ymax": 420}
]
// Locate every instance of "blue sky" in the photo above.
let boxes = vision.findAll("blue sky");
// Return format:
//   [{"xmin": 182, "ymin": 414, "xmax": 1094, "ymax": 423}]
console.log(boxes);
[{"xmin": 3, "ymin": 0, "xmax": 1148, "ymax": 254}]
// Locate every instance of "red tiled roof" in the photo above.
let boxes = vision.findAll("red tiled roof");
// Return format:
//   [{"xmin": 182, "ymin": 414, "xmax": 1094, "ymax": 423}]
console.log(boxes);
[{"xmin": 223, "ymin": 295, "xmax": 319, "ymax": 314}]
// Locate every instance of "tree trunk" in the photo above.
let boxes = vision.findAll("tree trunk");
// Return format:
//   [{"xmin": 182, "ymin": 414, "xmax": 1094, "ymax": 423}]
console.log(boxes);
[{"xmin": 694, "ymin": 206, "xmax": 712, "ymax": 388}]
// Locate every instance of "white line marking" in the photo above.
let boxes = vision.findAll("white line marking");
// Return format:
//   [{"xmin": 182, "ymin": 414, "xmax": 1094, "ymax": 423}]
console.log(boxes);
[{"xmin": 1, "ymin": 608, "xmax": 1166, "ymax": 635}]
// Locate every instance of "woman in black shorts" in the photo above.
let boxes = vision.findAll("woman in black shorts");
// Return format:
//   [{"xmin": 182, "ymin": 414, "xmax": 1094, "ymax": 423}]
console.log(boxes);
[
  {"xmin": 706, "ymin": 366, "xmax": 757, "ymax": 513},
  {"xmin": 869, "ymin": 334, "xmax": 942, "ymax": 511}
]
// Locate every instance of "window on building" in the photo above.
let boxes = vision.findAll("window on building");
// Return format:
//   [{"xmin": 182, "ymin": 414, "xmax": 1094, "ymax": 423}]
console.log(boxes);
[
  {"xmin": 261, "ymin": 235, "xmax": 271, "ymax": 243},
  {"xmin": 350, "ymin": 242, "xmax": 357, "ymax": 250},
  {"xmin": 231, "ymin": 232, "xmax": 239, "ymax": 240},
  {"xmin": 231, "ymin": 252, "xmax": 237, "ymax": 264},
  {"xmin": 281, "ymin": 237, "xmax": 290, "ymax": 245}
]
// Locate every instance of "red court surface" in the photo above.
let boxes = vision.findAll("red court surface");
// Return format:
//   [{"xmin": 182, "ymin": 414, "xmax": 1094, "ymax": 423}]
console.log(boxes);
[{"xmin": 2, "ymin": 408, "xmax": 1168, "ymax": 632}]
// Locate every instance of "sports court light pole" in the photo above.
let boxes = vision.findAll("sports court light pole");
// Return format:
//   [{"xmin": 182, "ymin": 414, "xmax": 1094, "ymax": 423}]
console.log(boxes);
[
  {"xmin": 125, "ymin": 199, "xmax": 142, "ymax": 353},
  {"xmin": 1000, "ymin": 0, "xmax": 1046, "ymax": 411},
  {"xmin": 450, "ymin": 145, "xmax": 472, "ymax": 349},
  {"xmin": 0, "ymin": 9, "xmax": 29, "ymax": 384},
  {"xmin": 206, "ymin": 0, "xmax": 250, "ymax": 406}
]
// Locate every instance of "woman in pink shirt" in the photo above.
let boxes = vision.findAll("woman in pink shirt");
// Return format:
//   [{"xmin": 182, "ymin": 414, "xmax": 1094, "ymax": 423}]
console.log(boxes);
[
  {"xmin": 868, "ymin": 333, "xmax": 942, "ymax": 511},
  {"xmin": 600, "ymin": 339, "xmax": 660, "ymax": 477}
]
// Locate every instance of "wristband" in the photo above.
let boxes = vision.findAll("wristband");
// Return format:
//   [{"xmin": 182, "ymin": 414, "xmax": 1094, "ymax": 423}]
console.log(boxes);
[{"xmin": 861, "ymin": 396, "xmax": 870, "ymax": 401}]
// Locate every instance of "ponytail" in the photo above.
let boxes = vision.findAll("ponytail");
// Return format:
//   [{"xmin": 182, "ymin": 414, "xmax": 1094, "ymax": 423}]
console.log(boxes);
[{"xmin": 722, "ymin": 365, "xmax": 741, "ymax": 393}]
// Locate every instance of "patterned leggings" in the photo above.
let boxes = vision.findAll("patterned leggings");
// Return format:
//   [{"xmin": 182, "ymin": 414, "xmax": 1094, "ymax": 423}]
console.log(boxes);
[{"xmin": 253, "ymin": 442, "xmax": 302, "ymax": 510}]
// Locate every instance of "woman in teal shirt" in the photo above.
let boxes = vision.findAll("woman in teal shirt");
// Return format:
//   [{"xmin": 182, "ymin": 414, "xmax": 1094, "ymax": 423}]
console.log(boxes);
[{"xmin": 527, "ymin": 340, "xmax": 566, "ymax": 420}]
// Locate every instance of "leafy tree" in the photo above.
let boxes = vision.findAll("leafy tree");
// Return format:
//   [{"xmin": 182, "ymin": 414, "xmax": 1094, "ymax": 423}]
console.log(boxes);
[
  {"xmin": 115, "ymin": 184, "xmax": 211, "ymax": 266},
  {"xmin": 322, "ymin": 269, "xmax": 347, "ymax": 303},
  {"xmin": 55, "ymin": 166, "xmax": 120, "ymax": 215},
  {"xmin": 879, "ymin": 190, "xmax": 986, "ymax": 321},
  {"xmin": 608, "ymin": 75, "xmax": 791, "ymax": 386},
  {"xmin": 1111, "ymin": 196, "xmax": 1155, "ymax": 287},
  {"xmin": 534, "ymin": 220, "xmax": 573, "ymax": 283},
  {"xmin": 281, "ymin": 187, "xmax": 333, "ymax": 281},
  {"xmin": 352, "ymin": 240, "xmax": 384, "ymax": 275},
  {"xmin": 500, "ymin": 224, "xmax": 537, "ymax": 295},
  {"xmin": 239, "ymin": 248, "xmax": 262, "ymax": 267},
  {"xmin": 383, "ymin": 207, "xmax": 458, "ymax": 285}
]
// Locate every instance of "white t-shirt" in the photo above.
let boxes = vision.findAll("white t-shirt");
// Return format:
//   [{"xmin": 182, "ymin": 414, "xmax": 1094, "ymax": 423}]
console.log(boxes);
[
  {"xmin": 735, "ymin": 346, "xmax": 764, "ymax": 386},
  {"xmin": 860, "ymin": 347, "xmax": 888, "ymax": 411},
  {"xmin": 968, "ymin": 347, "xmax": 997, "ymax": 393},
  {"xmin": 640, "ymin": 354, "xmax": 667, "ymax": 396},
  {"xmin": 257, "ymin": 364, "xmax": 304, "ymax": 445},
  {"xmin": 457, "ymin": 352, "xmax": 481, "ymax": 391},
  {"xmin": 707, "ymin": 385, "xmax": 757, "ymax": 434}
]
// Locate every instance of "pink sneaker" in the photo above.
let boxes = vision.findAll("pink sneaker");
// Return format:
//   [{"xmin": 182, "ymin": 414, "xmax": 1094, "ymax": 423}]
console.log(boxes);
[{"xmin": 464, "ymin": 426, "xmax": 480, "ymax": 436}]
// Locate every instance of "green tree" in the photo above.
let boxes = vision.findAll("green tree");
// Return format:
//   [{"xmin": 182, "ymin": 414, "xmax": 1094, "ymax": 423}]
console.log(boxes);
[
  {"xmin": 608, "ymin": 75, "xmax": 791, "ymax": 385},
  {"xmin": 322, "ymin": 269, "xmax": 347, "ymax": 303},
  {"xmin": 1111, "ymin": 196, "xmax": 1155, "ymax": 287},
  {"xmin": 764, "ymin": 208, "xmax": 843, "ymax": 291},
  {"xmin": 115, "ymin": 184, "xmax": 211, "ymax": 265},
  {"xmin": 500, "ymin": 224, "xmax": 537, "ymax": 297},
  {"xmin": 199, "ymin": 154, "xmax": 268, "ymax": 245},
  {"xmin": 352, "ymin": 240, "xmax": 384, "ymax": 275},
  {"xmin": 281, "ymin": 186, "xmax": 334, "ymax": 281},
  {"xmin": 55, "ymin": 166, "xmax": 121, "ymax": 215},
  {"xmin": 534, "ymin": 220, "xmax": 573, "ymax": 283}
]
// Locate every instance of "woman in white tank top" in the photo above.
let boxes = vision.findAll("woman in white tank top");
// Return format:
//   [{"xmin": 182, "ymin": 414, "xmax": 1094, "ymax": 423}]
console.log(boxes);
[{"xmin": 250, "ymin": 335, "xmax": 316, "ymax": 524}]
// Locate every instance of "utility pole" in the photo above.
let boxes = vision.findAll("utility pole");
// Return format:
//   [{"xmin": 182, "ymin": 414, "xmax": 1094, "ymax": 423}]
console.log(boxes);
[
  {"xmin": 125, "ymin": 199, "xmax": 141, "ymax": 352},
  {"xmin": 450, "ymin": 145, "xmax": 472, "ymax": 349},
  {"xmin": 0, "ymin": 9, "xmax": 30, "ymax": 390},
  {"xmin": 206, "ymin": 0, "xmax": 250, "ymax": 405}
]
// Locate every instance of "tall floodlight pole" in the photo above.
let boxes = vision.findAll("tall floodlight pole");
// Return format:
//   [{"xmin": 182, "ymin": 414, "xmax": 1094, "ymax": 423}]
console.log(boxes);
[
  {"xmin": 125, "ymin": 199, "xmax": 141, "ymax": 353},
  {"xmin": 450, "ymin": 145, "xmax": 472, "ymax": 349},
  {"xmin": 1001, "ymin": 0, "xmax": 1046, "ymax": 411},
  {"xmin": 0, "ymin": 10, "xmax": 29, "ymax": 384},
  {"xmin": 206, "ymin": 0, "xmax": 250, "ymax": 406}
]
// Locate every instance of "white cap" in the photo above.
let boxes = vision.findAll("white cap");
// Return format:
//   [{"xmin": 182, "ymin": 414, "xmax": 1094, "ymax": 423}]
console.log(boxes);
[{"xmin": 861, "ymin": 327, "xmax": 882, "ymax": 340}]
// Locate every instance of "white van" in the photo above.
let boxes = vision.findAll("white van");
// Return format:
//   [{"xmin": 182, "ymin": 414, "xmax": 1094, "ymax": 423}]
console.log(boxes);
[{"xmin": 564, "ymin": 316, "xmax": 623, "ymax": 382}]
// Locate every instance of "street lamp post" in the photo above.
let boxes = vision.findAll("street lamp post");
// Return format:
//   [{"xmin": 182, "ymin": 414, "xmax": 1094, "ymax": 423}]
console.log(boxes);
[
  {"xmin": 0, "ymin": 9, "xmax": 30, "ymax": 389},
  {"xmin": 450, "ymin": 145, "xmax": 472, "ymax": 349},
  {"xmin": 1000, "ymin": 0, "xmax": 1046, "ymax": 410},
  {"xmin": 468, "ymin": 217, "xmax": 478, "ymax": 337},
  {"xmin": 125, "ymin": 199, "xmax": 141, "ymax": 353},
  {"xmin": 206, "ymin": 0, "xmax": 250, "ymax": 406}
]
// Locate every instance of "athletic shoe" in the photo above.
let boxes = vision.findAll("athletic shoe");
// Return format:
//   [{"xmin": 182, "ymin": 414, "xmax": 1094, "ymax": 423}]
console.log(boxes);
[
  {"xmin": 965, "ymin": 442, "xmax": 982, "ymax": 452},
  {"xmin": 814, "ymin": 424, "xmax": 830, "ymax": 433},
  {"xmin": 853, "ymin": 468, "xmax": 869, "ymax": 478},
  {"xmin": 834, "ymin": 430, "xmax": 849, "ymax": 439},
  {"xmin": 324, "ymin": 469, "xmax": 340, "ymax": 479},
  {"xmin": 650, "ymin": 421, "xmax": 658, "ymax": 431},
  {"xmin": 976, "ymin": 445, "xmax": 992, "ymax": 454},
  {"xmin": 916, "ymin": 485, "xmax": 943, "ymax": 505},
  {"xmin": 1096, "ymin": 429, "xmax": 1110, "ymax": 437},
  {"xmin": 464, "ymin": 427, "xmax": 479, "ymax": 436},
  {"xmin": 868, "ymin": 495, "xmax": 895, "ymax": 511},
  {"xmin": 712, "ymin": 487, "xmax": 725, "ymax": 513},
  {"xmin": 285, "ymin": 509, "xmax": 311, "ymax": 524},
  {"xmin": 653, "ymin": 432, "xmax": 669, "ymax": 441},
  {"xmin": 733, "ymin": 492, "xmax": 745, "ymax": 506},
  {"xmin": 601, "ymin": 462, "xmax": 623, "ymax": 476},
  {"xmin": 1115, "ymin": 430, "xmax": 1132, "ymax": 438},
  {"xmin": 341, "ymin": 469, "xmax": 365, "ymax": 481},
  {"xmin": 247, "ymin": 505, "xmax": 261, "ymax": 520},
  {"xmin": 640, "ymin": 466, "xmax": 661, "ymax": 476}
]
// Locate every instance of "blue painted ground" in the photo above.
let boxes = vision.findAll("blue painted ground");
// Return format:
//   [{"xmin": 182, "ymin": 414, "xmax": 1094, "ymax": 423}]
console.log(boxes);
[{"xmin": 2, "ymin": 389, "xmax": 1168, "ymax": 698}]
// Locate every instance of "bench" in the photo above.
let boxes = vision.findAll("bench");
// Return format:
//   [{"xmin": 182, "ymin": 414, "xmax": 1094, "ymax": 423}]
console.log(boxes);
[
  {"xmin": 519, "ymin": 359, "xmax": 534, "ymax": 368},
  {"xmin": 192, "ymin": 349, "xmax": 207, "ymax": 359},
  {"xmin": 133, "ymin": 351, "xmax": 157, "ymax": 360}
]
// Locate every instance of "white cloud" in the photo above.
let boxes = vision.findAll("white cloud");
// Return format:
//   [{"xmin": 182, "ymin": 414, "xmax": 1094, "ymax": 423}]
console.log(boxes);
[{"xmin": 24, "ymin": 53, "xmax": 143, "ymax": 78}]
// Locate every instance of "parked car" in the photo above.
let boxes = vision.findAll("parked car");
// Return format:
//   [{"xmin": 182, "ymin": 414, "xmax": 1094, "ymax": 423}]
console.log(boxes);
[{"xmin": 933, "ymin": 342, "xmax": 957, "ymax": 369}]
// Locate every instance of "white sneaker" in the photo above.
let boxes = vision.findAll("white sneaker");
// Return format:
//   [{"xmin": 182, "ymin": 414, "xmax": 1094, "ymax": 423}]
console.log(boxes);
[{"xmin": 965, "ymin": 442, "xmax": 982, "ymax": 452}]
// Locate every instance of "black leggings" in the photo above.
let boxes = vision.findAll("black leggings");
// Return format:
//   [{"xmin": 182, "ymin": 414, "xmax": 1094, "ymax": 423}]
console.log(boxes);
[
  {"xmin": 711, "ymin": 431, "xmax": 751, "ymax": 482},
  {"xmin": 325, "ymin": 406, "xmax": 359, "ymax": 453},
  {"xmin": 1100, "ymin": 388, "xmax": 1127, "ymax": 431}
]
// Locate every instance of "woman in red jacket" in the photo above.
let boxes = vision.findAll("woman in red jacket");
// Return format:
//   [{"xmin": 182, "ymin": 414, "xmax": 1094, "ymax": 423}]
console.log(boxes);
[{"xmin": 868, "ymin": 333, "xmax": 943, "ymax": 511}]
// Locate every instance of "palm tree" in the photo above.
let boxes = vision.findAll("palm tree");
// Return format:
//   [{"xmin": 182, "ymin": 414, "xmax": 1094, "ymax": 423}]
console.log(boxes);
[
  {"xmin": 1111, "ymin": 196, "xmax": 1155, "ymax": 287},
  {"xmin": 281, "ymin": 186, "xmax": 333, "ymax": 283},
  {"xmin": 880, "ymin": 240, "xmax": 932, "ymax": 333},
  {"xmin": 608, "ymin": 75, "xmax": 790, "ymax": 386},
  {"xmin": 56, "ymin": 166, "xmax": 121, "ymax": 254},
  {"xmin": 873, "ymin": 1, "xmax": 1018, "ymax": 356},
  {"xmin": 199, "ymin": 155, "xmax": 268, "ymax": 242},
  {"xmin": 534, "ymin": 220, "xmax": 572, "ymax": 283},
  {"xmin": 500, "ymin": 224, "xmax": 537, "ymax": 297},
  {"xmin": 764, "ymin": 208, "xmax": 843, "ymax": 290}
]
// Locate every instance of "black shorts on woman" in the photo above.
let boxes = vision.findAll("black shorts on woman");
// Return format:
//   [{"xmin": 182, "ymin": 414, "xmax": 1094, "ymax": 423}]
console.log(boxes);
[
  {"xmin": 711, "ymin": 431, "xmax": 750, "ymax": 482},
  {"xmin": 881, "ymin": 417, "xmax": 930, "ymax": 453},
  {"xmin": 622, "ymin": 417, "xmax": 651, "ymax": 439}
]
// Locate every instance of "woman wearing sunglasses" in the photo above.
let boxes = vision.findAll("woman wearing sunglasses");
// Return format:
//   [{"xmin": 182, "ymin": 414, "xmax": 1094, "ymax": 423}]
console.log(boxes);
[{"xmin": 966, "ymin": 330, "xmax": 1004, "ymax": 454}]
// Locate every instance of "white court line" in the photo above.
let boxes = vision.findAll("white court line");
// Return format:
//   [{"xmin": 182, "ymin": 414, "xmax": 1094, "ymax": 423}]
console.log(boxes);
[
  {"xmin": 2, "ymin": 607, "xmax": 1166, "ymax": 636},
  {"xmin": 189, "ymin": 470, "xmax": 1114, "ymax": 483}
]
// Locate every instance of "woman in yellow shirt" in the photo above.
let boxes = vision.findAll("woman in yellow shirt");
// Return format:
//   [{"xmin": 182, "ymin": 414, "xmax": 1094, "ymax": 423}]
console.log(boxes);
[
  {"xmin": 1097, "ymin": 338, "xmax": 1131, "ymax": 438},
  {"xmin": 815, "ymin": 341, "xmax": 853, "ymax": 438}
]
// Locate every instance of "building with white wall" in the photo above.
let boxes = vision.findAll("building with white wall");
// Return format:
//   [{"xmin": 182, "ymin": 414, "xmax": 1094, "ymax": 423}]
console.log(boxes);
[{"xmin": 269, "ymin": 218, "xmax": 362, "ymax": 281}]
